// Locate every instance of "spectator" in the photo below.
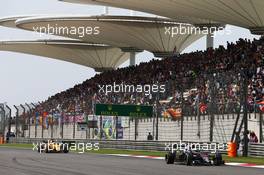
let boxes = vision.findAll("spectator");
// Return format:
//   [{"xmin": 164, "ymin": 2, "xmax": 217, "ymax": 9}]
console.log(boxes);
[
  {"xmin": 249, "ymin": 131, "xmax": 259, "ymax": 143},
  {"xmin": 147, "ymin": 132, "xmax": 153, "ymax": 140},
  {"xmin": 28, "ymin": 38, "xmax": 264, "ymax": 122}
]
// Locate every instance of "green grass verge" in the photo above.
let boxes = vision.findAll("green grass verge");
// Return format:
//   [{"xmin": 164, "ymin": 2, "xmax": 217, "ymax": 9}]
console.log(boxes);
[
  {"xmin": 0, "ymin": 143, "xmax": 32, "ymax": 149},
  {"xmin": 223, "ymin": 155, "xmax": 264, "ymax": 165},
  {"xmin": 1, "ymin": 143, "xmax": 264, "ymax": 165}
]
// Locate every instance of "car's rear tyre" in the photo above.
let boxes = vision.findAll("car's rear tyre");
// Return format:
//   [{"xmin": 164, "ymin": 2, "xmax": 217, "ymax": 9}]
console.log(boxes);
[
  {"xmin": 165, "ymin": 152, "xmax": 175, "ymax": 164},
  {"xmin": 62, "ymin": 144, "xmax": 69, "ymax": 153},
  {"xmin": 63, "ymin": 148, "xmax": 69, "ymax": 153},
  {"xmin": 45, "ymin": 146, "xmax": 49, "ymax": 153},
  {"xmin": 184, "ymin": 153, "xmax": 192, "ymax": 166}
]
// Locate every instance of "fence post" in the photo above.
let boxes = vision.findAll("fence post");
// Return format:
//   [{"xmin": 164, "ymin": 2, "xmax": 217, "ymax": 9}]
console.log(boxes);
[
  {"xmin": 180, "ymin": 90, "xmax": 184, "ymax": 141},
  {"xmin": 61, "ymin": 111, "xmax": 64, "ymax": 139},
  {"xmin": 20, "ymin": 105, "xmax": 26, "ymax": 137},
  {"xmin": 155, "ymin": 93, "xmax": 160, "ymax": 141},
  {"xmin": 86, "ymin": 113, "xmax": 89, "ymax": 139},
  {"xmin": 0, "ymin": 106, "xmax": 5, "ymax": 137},
  {"xmin": 115, "ymin": 116, "xmax": 118, "ymax": 140},
  {"xmin": 128, "ymin": 118, "xmax": 131, "ymax": 140},
  {"xmin": 31, "ymin": 103, "xmax": 37, "ymax": 138},
  {"xmin": 100, "ymin": 116, "xmax": 103, "ymax": 140},
  {"xmin": 152, "ymin": 108, "xmax": 155, "ymax": 140},
  {"xmin": 51, "ymin": 110, "xmax": 54, "ymax": 139},
  {"xmin": 242, "ymin": 72, "xmax": 249, "ymax": 157},
  {"xmin": 13, "ymin": 105, "xmax": 19, "ymax": 138},
  {"xmin": 155, "ymin": 114, "xmax": 159, "ymax": 141},
  {"xmin": 6, "ymin": 105, "xmax": 11, "ymax": 143},
  {"xmin": 209, "ymin": 75, "xmax": 216, "ymax": 142},
  {"xmin": 135, "ymin": 118, "xmax": 138, "ymax": 140},
  {"xmin": 25, "ymin": 104, "xmax": 31, "ymax": 139},
  {"xmin": 260, "ymin": 112, "xmax": 263, "ymax": 143},
  {"xmin": 73, "ymin": 110, "xmax": 76, "ymax": 139}
]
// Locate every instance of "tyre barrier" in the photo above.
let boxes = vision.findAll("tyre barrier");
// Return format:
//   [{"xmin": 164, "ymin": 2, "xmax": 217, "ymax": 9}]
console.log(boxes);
[
  {"xmin": 227, "ymin": 142, "xmax": 237, "ymax": 157},
  {"xmin": 0, "ymin": 136, "xmax": 4, "ymax": 144}
]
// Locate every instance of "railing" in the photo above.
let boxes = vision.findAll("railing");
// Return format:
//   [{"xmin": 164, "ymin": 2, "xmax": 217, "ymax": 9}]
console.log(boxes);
[
  {"xmin": 249, "ymin": 143, "xmax": 264, "ymax": 157},
  {"xmin": 9, "ymin": 137, "xmax": 227, "ymax": 153},
  {"xmin": 10, "ymin": 138, "xmax": 264, "ymax": 157}
]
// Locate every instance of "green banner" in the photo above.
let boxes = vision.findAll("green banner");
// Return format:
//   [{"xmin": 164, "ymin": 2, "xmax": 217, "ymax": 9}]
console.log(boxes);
[{"xmin": 95, "ymin": 104, "xmax": 153, "ymax": 117}]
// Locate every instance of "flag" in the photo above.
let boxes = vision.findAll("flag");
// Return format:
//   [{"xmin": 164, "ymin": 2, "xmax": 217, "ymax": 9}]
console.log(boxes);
[
  {"xmin": 35, "ymin": 112, "xmax": 39, "ymax": 126},
  {"xmin": 200, "ymin": 103, "xmax": 207, "ymax": 113},
  {"xmin": 162, "ymin": 110, "xmax": 171, "ymax": 118},
  {"xmin": 162, "ymin": 108, "xmax": 182, "ymax": 119},
  {"xmin": 257, "ymin": 101, "xmax": 264, "ymax": 112},
  {"xmin": 42, "ymin": 112, "xmax": 48, "ymax": 129}
]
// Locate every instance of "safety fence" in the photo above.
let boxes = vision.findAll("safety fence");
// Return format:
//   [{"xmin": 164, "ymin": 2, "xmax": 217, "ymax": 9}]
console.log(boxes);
[
  {"xmin": 9, "ymin": 137, "xmax": 264, "ymax": 157},
  {"xmin": 5, "ymin": 113, "xmax": 263, "ymax": 144},
  {"xmin": 9, "ymin": 137, "xmax": 228, "ymax": 153},
  {"xmin": 249, "ymin": 143, "xmax": 264, "ymax": 157}
]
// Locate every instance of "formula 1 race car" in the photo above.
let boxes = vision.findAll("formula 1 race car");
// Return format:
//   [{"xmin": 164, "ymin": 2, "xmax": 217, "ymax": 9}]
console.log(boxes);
[
  {"xmin": 37, "ymin": 140, "xmax": 69, "ymax": 153},
  {"xmin": 165, "ymin": 149, "xmax": 225, "ymax": 166}
]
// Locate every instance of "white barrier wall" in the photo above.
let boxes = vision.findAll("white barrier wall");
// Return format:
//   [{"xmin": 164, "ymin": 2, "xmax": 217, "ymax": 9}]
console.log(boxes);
[{"xmin": 11, "ymin": 113, "xmax": 263, "ymax": 143}]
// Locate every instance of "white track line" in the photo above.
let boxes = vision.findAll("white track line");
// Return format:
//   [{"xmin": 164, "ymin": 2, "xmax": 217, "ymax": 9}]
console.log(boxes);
[{"xmin": 107, "ymin": 154, "xmax": 264, "ymax": 169}]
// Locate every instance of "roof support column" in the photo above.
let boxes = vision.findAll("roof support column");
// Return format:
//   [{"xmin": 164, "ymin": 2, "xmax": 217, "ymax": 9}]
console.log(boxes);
[
  {"xmin": 195, "ymin": 23, "xmax": 225, "ymax": 49},
  {"xmin": 104, "ymin": 7, "xmax": 109, "ymax": 15},
  {"xmin": 206, "ymin": 32, "xmax": 214, "ymax": 49},
  {"xmin": 130, "ymin": 52, "xmax": 136, "ymax": 66},
  {"xmin": 121, "ymin": 47, "xmax": 143, "ymax": 66}
]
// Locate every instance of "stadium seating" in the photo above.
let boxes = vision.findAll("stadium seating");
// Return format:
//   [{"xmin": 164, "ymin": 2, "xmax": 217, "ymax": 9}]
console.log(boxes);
[{"xmin": 34, "ymin": 37, "xmax": 264, "ymax": 117}]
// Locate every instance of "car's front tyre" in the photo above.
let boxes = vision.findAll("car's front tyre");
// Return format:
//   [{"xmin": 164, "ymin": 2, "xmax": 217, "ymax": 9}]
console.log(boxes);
[{"xmin": 213, "ymin": 153, "xmax": 223, "ymax": 166}]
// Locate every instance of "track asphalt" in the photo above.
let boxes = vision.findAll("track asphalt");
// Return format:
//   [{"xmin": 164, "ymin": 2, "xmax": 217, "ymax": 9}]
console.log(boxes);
[{"xmin": 0, "ymin": 147, "xmax": 263, "ymax": 175}]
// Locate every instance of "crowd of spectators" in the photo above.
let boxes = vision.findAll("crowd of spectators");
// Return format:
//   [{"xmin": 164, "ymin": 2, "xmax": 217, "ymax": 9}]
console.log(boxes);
[{"xmin": 35, "ymin": 37, "xmax": 264, "ymax": 116}]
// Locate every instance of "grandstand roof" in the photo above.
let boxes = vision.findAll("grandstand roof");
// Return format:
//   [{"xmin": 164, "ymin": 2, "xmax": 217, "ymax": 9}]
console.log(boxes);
[
  {"xmin": 0, "ymin": 40, "xmax": 129, "ymax": 72},
  {"xmin": 61, "ymin": 0, "xmax": 264, "ymax": 34},
  {"xmin": 16, "ymin": 15, "xmax": 204, "ymax": 57},
  {"xmin": 0, "ymin": 16, "xmax": 26, "ymax": 28}
]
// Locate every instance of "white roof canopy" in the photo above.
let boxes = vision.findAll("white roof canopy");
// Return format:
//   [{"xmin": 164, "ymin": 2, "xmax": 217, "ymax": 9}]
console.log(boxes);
[
  {"xmin": 61, "ymin": 0, "xmax": 264, "ymax": 34},
  {"xmin": 16, "ymin": 15, "xmax": 204, "ymax": 56},
  {"xmin": 0, "ymin": 16, "xmax": 28, "ymax": 28},
  {"xmin": 0, "ymin": 40, "xmax": 129, "ymax": 71}
]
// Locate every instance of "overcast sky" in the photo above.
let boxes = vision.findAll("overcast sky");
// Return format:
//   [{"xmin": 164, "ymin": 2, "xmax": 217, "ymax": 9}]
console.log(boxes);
[{"xmin": 0, "ymin": 0, "xmax": 260, "ymax": 112}]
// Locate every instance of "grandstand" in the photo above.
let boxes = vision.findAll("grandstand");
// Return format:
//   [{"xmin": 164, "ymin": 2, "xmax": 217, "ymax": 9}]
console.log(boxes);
[
  {"xmin": 0, "ymin": 0, "xmax": 263, "ymax": 159},
  {"xmin": 3, "ymin": 37, "xmax": 263, "ymax": 144}
]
